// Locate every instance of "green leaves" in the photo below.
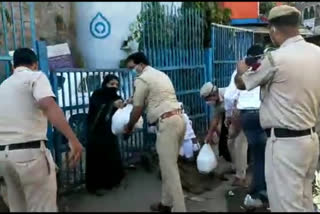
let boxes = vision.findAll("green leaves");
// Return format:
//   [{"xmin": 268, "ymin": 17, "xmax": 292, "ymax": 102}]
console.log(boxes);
[
  {"xmin": 0, "ymin": 5, "xmax": 12, "ymax": 26},
  {"xmin": 181, "ymin": 2, "xmax": 232, "ymax": 48},
  {"xmin": 259, "ymin": 2, "xmax": 276, "ymax": 16}
]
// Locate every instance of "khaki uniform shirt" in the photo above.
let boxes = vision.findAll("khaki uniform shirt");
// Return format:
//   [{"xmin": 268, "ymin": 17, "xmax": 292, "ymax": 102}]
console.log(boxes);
[
  {"xmin": 213, "ymin": 87, "xmax": 226, "ymax": 116},
  {"xmin": 0, "ymin": 67, "xmax": 55, "ymax": 145},
  {"xmin": 242, "ymin": 35, "xmax": 320, "ymax": 130},
  {"xmin": 133, "ymin": 66, "xmax": 180, "ymax": 124}
]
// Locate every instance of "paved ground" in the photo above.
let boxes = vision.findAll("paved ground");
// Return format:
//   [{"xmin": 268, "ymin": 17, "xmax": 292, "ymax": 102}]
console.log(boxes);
[
  {"xmin": 61, "ymin": 169, "xmax": 227, "ymax": 212},
  {"xmin": 0, "ymin": 158, "xmax": 268, "ymax": 212},
  {"xmin": 58, "ymin": 158, "xmax": 265, "ymax": 212}
]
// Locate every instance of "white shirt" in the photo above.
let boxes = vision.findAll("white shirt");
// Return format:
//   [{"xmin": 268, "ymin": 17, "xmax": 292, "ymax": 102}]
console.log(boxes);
[
  {"xmin": 182, "ymin": 113, "xmax": 196, "ymax": 140},
  {"xmin": 224, "ymin": 71, "xmax": 240, "ymax": 117},
  {"xmin": 224, "ymin": 70, "xmax": 261, "ymax": 116}
]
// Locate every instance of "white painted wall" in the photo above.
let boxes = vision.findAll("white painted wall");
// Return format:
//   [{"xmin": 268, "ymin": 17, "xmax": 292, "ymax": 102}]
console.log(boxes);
[{"xmin": 74, "ymin": 2, "xmax": 181, "ymax": 69}]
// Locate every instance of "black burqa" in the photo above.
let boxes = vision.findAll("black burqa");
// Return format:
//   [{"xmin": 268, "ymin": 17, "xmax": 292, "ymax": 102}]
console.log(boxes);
[{"xmin": 85, "ymin": 75, "xmax": 125, "ymax": 192}]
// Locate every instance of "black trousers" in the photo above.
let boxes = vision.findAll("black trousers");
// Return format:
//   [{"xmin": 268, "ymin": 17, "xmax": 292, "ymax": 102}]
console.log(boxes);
[{"xmin": 218, "ymin": 114, "xmax": 232, "ymax": 162}]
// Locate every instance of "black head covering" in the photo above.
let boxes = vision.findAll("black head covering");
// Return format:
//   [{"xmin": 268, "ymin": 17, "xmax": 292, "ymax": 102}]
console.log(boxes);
[
  {"xmin": 101, "ymin": 74, "xmax": 120, "ymax": 89},
  {"xmin": 87, "ymin": 74, "xmax": 122, "ymax": 129}
]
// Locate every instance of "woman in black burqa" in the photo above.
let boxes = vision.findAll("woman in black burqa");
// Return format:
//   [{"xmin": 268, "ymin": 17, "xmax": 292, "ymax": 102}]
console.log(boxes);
[{"xmin": 86, "ymin": 74, "xmax": 125, "ymax": 195}]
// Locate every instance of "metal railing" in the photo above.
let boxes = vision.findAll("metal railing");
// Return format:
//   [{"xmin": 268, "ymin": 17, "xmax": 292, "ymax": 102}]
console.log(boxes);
[
  {"xmin": 49, "ymin": 65, "xmax": 209, "ymax": 194},
  {"xmin": 49, "ymin": 68, "xmax": 149, "ymax": 194},
  {"xmin": 141, "ymin": 2, "xmax": 208, "ymax": 136},
  {"xmin": 0, "ymin": 2, "xmax": 36, "ymax": 83},
  {"xmin": 211, "ymin": 23, "xmax": 254, "ymax": 87}
]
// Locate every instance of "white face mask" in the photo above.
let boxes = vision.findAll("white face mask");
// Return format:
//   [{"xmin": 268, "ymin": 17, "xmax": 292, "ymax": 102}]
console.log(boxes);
[{"xmin": 206, "ymin": 101, "xmax": 214, "ymax": 105}]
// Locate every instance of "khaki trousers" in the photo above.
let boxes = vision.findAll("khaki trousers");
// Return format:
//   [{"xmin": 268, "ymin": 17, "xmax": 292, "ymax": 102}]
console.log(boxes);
[
  {"xmin": 0, "ymin": 180, "xmax": 8, "ymax": 207},
  {"xmin": 228, "ymin": 128, "xmax": 248, "ymax": 179},
  {"xmin": 156, "ymin": 114, "xmax": 186, "ymax": 212},
  {"xmin": 265, "ymin": 129, "xmax": 319, "ymax": 212},
  {"xmin": 0, "ymin": 141, "xmax": 57, "ymax": 212}
]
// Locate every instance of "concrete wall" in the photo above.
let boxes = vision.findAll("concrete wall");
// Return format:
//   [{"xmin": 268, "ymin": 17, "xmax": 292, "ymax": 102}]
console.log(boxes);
[
  {"xmin": 34, "ymin": 2, "xmax": 84, "ymax": 67},
  {"xmin": 74, "ymin": 2, "xmax": 181, "ymax": 69},
  {"xmin": 74, "ymin": 2, "xmax": 142, "ymax": 69},
  {"xmin": 0, "ymin": 2, "xmax": 182, "ymax": 71}
]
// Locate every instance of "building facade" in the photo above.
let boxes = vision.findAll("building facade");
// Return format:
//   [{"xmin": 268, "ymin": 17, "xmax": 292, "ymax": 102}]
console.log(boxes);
[{"xmin": 296, "ymin": 2, "xmax": 320, "ymax": 35}]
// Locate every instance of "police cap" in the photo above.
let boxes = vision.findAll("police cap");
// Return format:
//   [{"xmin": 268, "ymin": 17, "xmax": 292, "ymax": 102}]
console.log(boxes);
[{"xmin": 268, "ymin": 5, "xmax": 301, "ymax": 22}]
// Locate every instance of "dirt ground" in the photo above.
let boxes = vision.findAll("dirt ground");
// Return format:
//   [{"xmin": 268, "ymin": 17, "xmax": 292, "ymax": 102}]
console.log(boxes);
[{"xmin": 0, "ymin": 158, "xmax": 268, "ymax": 212}]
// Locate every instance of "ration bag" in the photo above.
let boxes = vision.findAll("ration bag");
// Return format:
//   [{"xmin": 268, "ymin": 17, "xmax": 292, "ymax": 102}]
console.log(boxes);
[
  {"xmin": 111, "ymin": 104, "xmax": 143, "ymax": 135},
  {"xmin": 196, "ymin": 143, "xmax": 218, "ymax": 174}
]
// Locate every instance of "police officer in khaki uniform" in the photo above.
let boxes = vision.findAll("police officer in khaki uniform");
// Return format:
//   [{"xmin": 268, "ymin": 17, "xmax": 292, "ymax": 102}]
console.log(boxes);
[
  {"xmin": 124, "ymin": 52, "xmax": 186, "ymax": 212},
  {"xmin": 235, "ymin": 5, "xmax": 320, "ymax": 212},
  {"xmin": 200, "ymin": 83, "xmax": 248, "ymax": 187},
  {"xmin": 0, "ymin": 48, "xmax": 82, "ymax": 212},
  {"xmin": 200, "ymin": 83, "xmax": 231, "ymax": 160}
]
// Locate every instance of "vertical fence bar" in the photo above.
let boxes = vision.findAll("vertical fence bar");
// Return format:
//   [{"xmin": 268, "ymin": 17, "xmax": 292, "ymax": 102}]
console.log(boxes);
[
  {"xmin": 211, "ymin": 25, "xmax": 215, "ymax": 84},
  {"xmin": 163, "ymin": 5, "xmax": 168, "ymax": 68},
  {"xmin": 19, "ymin": 2, "xmax": 25, "ymax": 47},
  {"xmin": 28, "ymin": 2, "xmax": 36, "ymax": 52},
  {"xmin": 10, "ymin": 2, "xmax": 17, "ymax": 50},
  {"xmin": 1, "ymin": 2, "xmax": 11, "ymax": 79},
  {"xmin": 173, "ymin": 5, "xmax": 177, "ymax": 67},
  {"xmin": 165, "ymin": 5, "xmax": 170, "ymax": 68},
  {"xmin": 36, "ymin": 40, "xmax": 55, "ymax": 154},
  {"xmin": 1, "ymin": 2, "xmax": 9, "ymax": 53},
  {"xmin": 158, "ymin": 4, "xmax": 163, "ymax": 68}
]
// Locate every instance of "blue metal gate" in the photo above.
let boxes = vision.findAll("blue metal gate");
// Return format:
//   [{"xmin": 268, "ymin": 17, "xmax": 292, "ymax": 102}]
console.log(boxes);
[
  {"xmin": 141, "ymin": 2, "xmax": 207, "ymax": 137},
  {"xmin": 48, "ymin": 67, "xmax": 142, "ymax": 194},
  {"xmin": 47, "ymin": 3, "xmax": 208, "ymax": 195},
  {"xmin": 0, "ymin": 2, "xmax": 36, "ymax": 83},
  {"xmin": 210, "ymin": 23, "xmax": 254, "ymax": 88}
]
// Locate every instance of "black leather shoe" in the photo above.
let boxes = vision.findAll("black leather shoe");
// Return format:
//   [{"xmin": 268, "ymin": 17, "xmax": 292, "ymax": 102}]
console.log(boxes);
[{"xmin": 150, "ymin": 202, "xmax": 172, "ymax": 212}]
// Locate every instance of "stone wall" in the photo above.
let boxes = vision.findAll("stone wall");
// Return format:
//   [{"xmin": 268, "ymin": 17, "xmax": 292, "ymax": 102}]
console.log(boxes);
[
  {"xmin": 35, "ymin": 2, "xmax": 72, "ymax": 45},
  {"xmin": 0, "ymin": 2, "xmax": 84, "ymax": 69},
  {"xmin": 34, "ymin": 2, "xmax": 84, "ymax": 67},
  {"xmin": 295, "ymin": 2, "xmax": 319, "ymax": 11}
]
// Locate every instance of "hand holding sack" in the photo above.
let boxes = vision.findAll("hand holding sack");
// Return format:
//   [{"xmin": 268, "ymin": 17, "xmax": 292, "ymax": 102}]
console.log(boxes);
[
  {"xmin": 111, "ymin": 104, "xmax": 143, "ymax": 135},
  {"xmin": 196, "ymin": 143, "xmax": 218, "ymax": 174}
]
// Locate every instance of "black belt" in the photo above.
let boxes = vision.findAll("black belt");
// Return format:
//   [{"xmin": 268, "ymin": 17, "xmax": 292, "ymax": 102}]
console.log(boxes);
[
  {"xmin": 0, "ymin": 140, "xmax": 46, "ymax": 151},
  {"xmin": 240, "ymin": 109, "xmax": 259, "ymax": 113},
  {"xmin": 265, "ymin": 127, "xmax": 315, "ymax": 138}
]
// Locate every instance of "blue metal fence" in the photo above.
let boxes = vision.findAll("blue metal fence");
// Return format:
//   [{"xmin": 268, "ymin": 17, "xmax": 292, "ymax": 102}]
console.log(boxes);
[
  {"xmin": 0, "ymin": 2, "xmax": 36, "ymax": 83},
  {"xmin": 210, "ymin": 23, "xmax": 254, "ymax": 88},
  {"xmin": 0, "ymin": 2, "xmax": 256, "ymax": 196},
  {"xmin": 47, "ymin": 3, "xmax": 208, "ymax": 194},
  {"xmin": 141, "ymin": 3, "xmax": 208, "ymax": 137},
  {"xmin": 48, "ymin": 68, "xmax": 146, "ymax": 194}
]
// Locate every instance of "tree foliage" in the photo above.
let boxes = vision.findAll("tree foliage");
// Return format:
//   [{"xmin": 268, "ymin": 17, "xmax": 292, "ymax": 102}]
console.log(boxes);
[
  {"xmin": 259, "ymin": 2, "xmax": 277, "ymax": 16},
  {"xmin": 0, "ymin": 5, "xmax": 12, "ymax": 26},
  {"xmin": 182, "ymin": 2, "xmax": 232, "ymax": 48}
]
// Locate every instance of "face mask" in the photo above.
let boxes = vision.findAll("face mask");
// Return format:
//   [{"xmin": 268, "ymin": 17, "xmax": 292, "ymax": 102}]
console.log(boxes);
[
  {"xmin": 132, "ymin": 64, "xmax": 143, "ymax": 77},
  {"xmin": 131, "ymin": 69, "xmax": 137, "ymax": 77},
  {"xmin": 132, "ymin": 64, "xmax": 140, "ymax": 77},
  {"xmin": 206, "ymin": 101, "xmax": 214, "ymax": 105}
]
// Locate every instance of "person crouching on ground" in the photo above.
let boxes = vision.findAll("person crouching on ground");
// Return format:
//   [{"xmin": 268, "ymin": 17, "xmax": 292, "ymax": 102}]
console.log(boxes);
[{"xmin": 200, "ymin": 84, "xmax": 232, "ymax": 173}]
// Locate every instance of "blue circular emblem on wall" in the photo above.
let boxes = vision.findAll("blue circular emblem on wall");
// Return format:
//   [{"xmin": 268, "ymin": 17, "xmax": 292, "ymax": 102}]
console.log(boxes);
[{"xmin": 90, "ymin": 12, "xmax": 111, "ymax": 39}]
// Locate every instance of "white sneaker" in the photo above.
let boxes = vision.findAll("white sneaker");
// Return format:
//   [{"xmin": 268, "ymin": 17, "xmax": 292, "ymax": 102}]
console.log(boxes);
[{"xmin": 244, "ymin": 194, "xmax": 263, "ymax": 208}]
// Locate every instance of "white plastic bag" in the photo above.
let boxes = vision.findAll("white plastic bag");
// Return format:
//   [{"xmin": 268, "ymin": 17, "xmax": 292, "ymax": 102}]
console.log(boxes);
[
  {"xmin": 196, "ymin": 144, "xmax": 218, "ymax": 174},
  {"xmin": 193, "ymin": 142, "xmax": 201, "ymax": 152},
  {"xmin": 179, "ymin": 139, "xmax": 194, "ymax": 158},
  {"xmin": 111, "ymin": 104, "xmax": 143, "ymax": 135}
]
